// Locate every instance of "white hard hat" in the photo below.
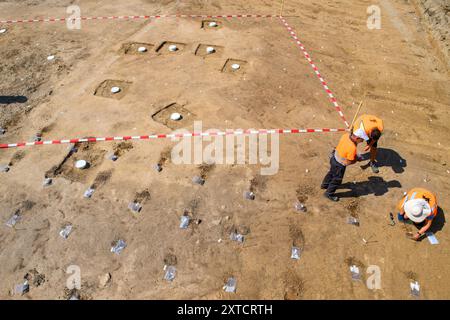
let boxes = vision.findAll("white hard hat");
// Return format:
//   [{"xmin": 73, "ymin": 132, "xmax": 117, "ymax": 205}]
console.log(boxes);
[{"xmin": 404, "ymin": 199, "xmax": 431, "ymax": 223}]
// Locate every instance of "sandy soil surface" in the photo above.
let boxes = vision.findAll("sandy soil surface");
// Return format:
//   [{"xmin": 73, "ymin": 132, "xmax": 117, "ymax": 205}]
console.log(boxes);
[
  {"xmin": 412, "ymin": 0, "xmax": 449, "ymax": 67},
  {"xmin": 0, "ymin": 0, "xmax": 449, "ymax": 299}
]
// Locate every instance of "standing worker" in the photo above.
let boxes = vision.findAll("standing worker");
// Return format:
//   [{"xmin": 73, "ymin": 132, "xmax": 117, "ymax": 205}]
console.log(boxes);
[
  {"xmin": 397, "ymin": 188, "xmax": 438, "ymax": 241},
  {"xmin": 321, "ymin": 130, "xmax": 365, "ymax": 202},
  {"xmin": 352, "ymin": 114, "xmax": 384, "ymax": 173}
]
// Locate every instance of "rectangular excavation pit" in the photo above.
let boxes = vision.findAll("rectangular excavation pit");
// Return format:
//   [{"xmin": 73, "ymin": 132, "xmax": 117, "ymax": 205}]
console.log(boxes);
[
  {"xmin": 195, "ymin": 44, "xmax": 224, "ymax": 58},
  {"xmin": 45, "ymin": 143, "xmax": 107, "ymax": 184},
  {"xmin": 151, "ymin": 103, "xmax": 195, "ymax": 130},
  {"xmin": 201, "ymin": 20, "xmax": 223, "ymax": 29},
  {"xmin": 155, "ymin": 41, "xmax": 187, "ymax": 55},
  {"xmin": 121, "ymin": 42, "xmax": 154, "ymax": 55},
  {"xmin": 222, "ymin": 59, "xmax": 248, "ymax": 73},
  {"xmin": 94, "ymin": 80, "xmax": 132, "ymax": 100}
]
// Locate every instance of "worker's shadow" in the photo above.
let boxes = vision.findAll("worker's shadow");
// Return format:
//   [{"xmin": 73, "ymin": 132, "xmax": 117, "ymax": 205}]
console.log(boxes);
[
  {"xmin": 360, "ymin": 148, "xmax": 407, "ymax": 174},
  {"xmin": 337, "ymin": 176, "xmax": 402, "ymax": 198},
  {"xmin": 0, "ymin": 96, "xmax": 28, "ymax": 104},
  {"xmin": 416, "ymin": 208, "xmax": 446, "ymax": 241},
  {"xmin": 429, "ymin": 208, "xmax": 446, "ymax": 234}
]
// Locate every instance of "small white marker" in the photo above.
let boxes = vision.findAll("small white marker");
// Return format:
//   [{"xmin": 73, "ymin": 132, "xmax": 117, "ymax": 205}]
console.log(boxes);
[
  {"xmin": 111, "ymin": 86, "xmax": 121, "ymax": 94},
  {"xmin": 47, "ymin": 55, "xmax": 55, "ymax": 61},
  {"xmin": 170, "ymin": 112, "xmax": 182, "ymax": 121},
  {"xmin": 209, "ymin": 21, "xmax": 218, "ymax": 27},
  {"xmin": 168, "ymin": 44, "xmax": 178, "ymax": 52},
  {"xmin": 137, "ymin": 46, "xmax": 147, "ymax": 53},
  {"xmin": 75, "ymin": 160, "xmax": 88, "ymax": 169},
  {"xmin": 231, "ymin": 63, "xmax": 240, "ymax": 70},
  {"xmin": 0, "ymin": 28, "xmax": 7, "ymax": 34},
  {"xmin": 206, "ymin": 46, "xmax": 215, "ymax": 54}
]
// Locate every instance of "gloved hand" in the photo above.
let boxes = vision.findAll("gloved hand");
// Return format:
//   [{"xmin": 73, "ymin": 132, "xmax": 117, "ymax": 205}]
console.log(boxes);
[{"xmin": 397, "ymin": 213, "xmax": 405, "ymax": 222}]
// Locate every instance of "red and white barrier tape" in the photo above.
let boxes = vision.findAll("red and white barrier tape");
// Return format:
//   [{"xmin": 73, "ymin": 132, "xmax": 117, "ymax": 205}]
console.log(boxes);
[
  {"xmin": 0, "ymin": 14, "xmax": 275, "ymax": 24},
  {"xmin": 0, "ymin": 128, "xmax": 348, "ymax": 149},
  {"xmin": 279, "ymin": 17, "xmax": 350, "ymax": 128}
]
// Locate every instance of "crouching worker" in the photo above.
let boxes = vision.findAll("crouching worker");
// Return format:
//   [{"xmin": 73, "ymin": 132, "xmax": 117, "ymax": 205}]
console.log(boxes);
[
  {"xmin": 321, "ymin": 130, "xmax": 365, "ymax": 202},
  {"xmin": 397, "ymin": 188, "xmax": 438, "ymax": 241}
]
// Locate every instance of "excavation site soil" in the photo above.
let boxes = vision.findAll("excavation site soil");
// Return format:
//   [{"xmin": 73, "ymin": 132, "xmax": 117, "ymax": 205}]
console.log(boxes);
[{"xmin": 0, "ymin": 0, "xmax": 449, "ymax": 299}]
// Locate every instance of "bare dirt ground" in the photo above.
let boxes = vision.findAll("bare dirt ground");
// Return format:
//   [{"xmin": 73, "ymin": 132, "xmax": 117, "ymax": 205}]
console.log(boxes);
[{"xmin": 0, "ymin": 0, "xmax": 449, "ymax": 300}]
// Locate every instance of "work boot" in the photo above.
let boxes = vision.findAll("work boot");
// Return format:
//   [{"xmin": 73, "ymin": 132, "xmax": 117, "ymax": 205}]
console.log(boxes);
[
  {"xmin": 324, "ymin": 192, "xmax": 339, "ymax": 202},
  {"xmin": 320, "ymin": 184, "xmax": 328, "ymax": 190},
  {"xmin": 369, "ymin": 161, "xmax": 379, "ymax": 174}
]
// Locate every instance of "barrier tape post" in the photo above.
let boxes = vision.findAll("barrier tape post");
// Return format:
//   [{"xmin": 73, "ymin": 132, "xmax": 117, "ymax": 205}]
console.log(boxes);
[
  {"xmin": 279, "ymin": 0, "xmax": 286, "ymax": 17},
  {"xmin": 349, "ymin": 97, "xmax": 365, "ymax": 130}
]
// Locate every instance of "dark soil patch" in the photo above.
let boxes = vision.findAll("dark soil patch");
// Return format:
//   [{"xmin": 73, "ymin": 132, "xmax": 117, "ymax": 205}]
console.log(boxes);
[
  {"xmin": 134, "ymin": 189, "xmax": 151, "ymax": 203},
  {"xmin": 113, "ymin": 141, "xmax": 133, "ymax": 157},
  {"xmin": 9, "ymin": 150, "xmax": 26, "ymax": 166},
  {"xmin": 24, "ymin": 268, "xmax": 45, "ymax": 287},
  {"xmin": 344, "ymin": 256, "xmax": 366, "ymax": 270},
  {"xmin": 283, "ymin": 271, "xmax": 305, "ymax": 300},
  {"xmin": 296, "ymin": 185, "xmax": 313, "ymax": 203},
  {"xmin": 158, "ymin": 147, "xmax": 172, "ymax": 167},
  {"xmin": 164, "ymin": 253, "xmax": 178, "ymax": 266},
  {"xmin": 19, "ymin": 200, "xmax": 36, "ymax": 212},
  {"xmin": 249, "ymin": 174, "xmax": 267, "ymax": 193},
  {"xmin": 199, "ymin": 163, "xmax": 215, "ymax": 179},
  {"xmin": 91, "ymin": 169, "xmax": 113, "ymax": 189},
  {"xmin": 404, "ymin": 271, "xmax": 419, "ymax": 282},
  {"xmin": 289, "ymin": 221, "xmax": 305, "ymax": 249},
  {"xmin": 346, "ymin": 199, "xmax": 360, "ymax": 218}
]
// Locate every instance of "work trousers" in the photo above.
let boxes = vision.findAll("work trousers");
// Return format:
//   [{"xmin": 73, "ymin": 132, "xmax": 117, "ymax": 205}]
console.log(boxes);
[{"xmin": 321, "ymin": 154, "xmax": 347, "ymax": 195}]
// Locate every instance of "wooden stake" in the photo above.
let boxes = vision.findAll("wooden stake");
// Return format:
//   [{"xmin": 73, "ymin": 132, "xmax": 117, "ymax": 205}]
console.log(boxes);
[
  {"xmin": 280, "ymin": 0, "xmax": 285, "ymax": 17},
  {"xmin": 350, "ymin": 93, "xmax": 367, "ymax": 129}
]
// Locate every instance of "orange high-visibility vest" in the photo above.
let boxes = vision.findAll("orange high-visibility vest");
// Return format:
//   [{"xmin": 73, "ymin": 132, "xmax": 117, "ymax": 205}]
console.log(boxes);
[
  {"xmin": 335, "ymin": 134, "xmax": 357, "ymax": 165},
  {"xmin": 397, "ymin": 188, "xmax": 438, "ymax": 221}
]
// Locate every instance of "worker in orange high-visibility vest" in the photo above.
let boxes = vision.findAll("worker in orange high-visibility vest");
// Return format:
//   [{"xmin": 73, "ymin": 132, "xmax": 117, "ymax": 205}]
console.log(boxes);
[
  {"xmin": 351, "ymin": 114, "xmax": 384, "ymax": 173},
  {"xmin": 397, "ymin": 188, "xmax": 438, "ymax": 241},
  {"xmin": 321, "ymin": 130, "xmax": 365, "ymax": 202}
]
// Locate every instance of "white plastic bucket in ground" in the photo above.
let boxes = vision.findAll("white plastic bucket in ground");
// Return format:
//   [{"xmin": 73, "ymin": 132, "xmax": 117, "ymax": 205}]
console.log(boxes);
[
  {"xmin": 231, "ymin": 63, "xmax": 240, "ymax": 70},
  {"xmin": 206, "ymin": 47, "xmax": 215, "ymax": 54},
  {"xmin": 138, "ymin": 46, "xmax": 147, "ymax": 53},
  {"xmin": 168, "ymin": 45, "xmax": 178, "ymax": 52},
  {"xmin": 75, "ymin": 160, "xmax": 88, "ymax": 169},
  {"xmin": 170, "ymin": 113, "xmax": 182, "ymax": 121},
  {"xmin": 209, "ymin": 22, "xmax": 218, "ymax": 27},
  {"xmin": 111, "ymin": 86, "xmax": 121, "ymax": 94}
]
